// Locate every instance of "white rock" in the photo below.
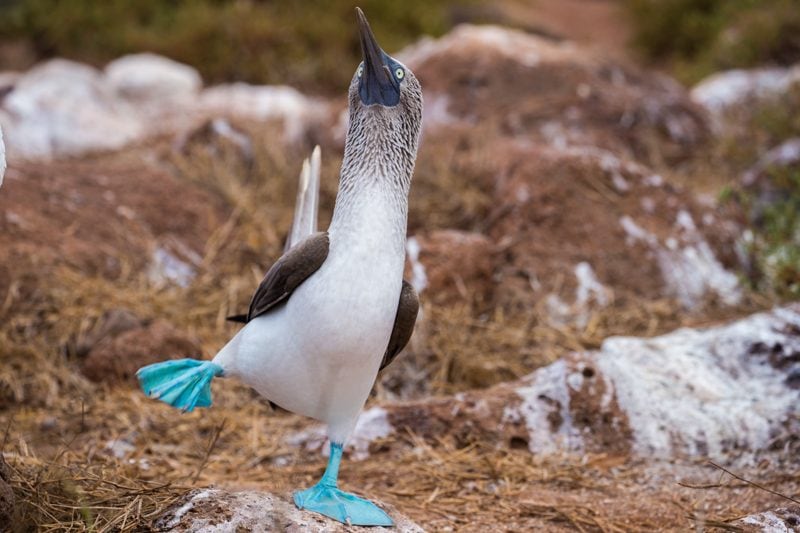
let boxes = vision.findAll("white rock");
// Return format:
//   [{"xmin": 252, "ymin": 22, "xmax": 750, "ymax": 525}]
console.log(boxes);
[
  {"xmin": 349, "ymin": 407, "xmax": 395, "ymax": 460},
  {"xmin": 574, "ymin": 261, "xmax": 611, "ymax": 309},
  {"xmin": 733, "ymin": 506, "xmax": 800, "ymax": 532},
  {"xmin": 0, "ymin": 59, "xmax": 144, "ymax": 158},
  {"xmin": 405, "ymin": 237, "xmax": 428, "ymax": 293},
  {"xmin": 743, "ymin": 138, "xmax": 800, "ymax": 187},
  {"xmin": 285, "ymin": 406, "xmax": 396, "ymax": 461},
  {"xmin": 691, "ymin": 64, "xmax": 800, "ymax": 121},
  {"xmin": 105, "ymin": 53, "xmax": 201, "ymax": 103},
  {"xmin": 620, "ymin": 211, "xmax": 741, "ymax": 308},
  {"xmin": 156, "ymin": 488, "xmax": 424, "ymax": 532},
  {"xmin": 513, "ymin": 305, "xmax": 800, "ymax": 459},
  {"xmin": 200, "ymin": 83, "xmax": 325, "ymax": 141},
  {"xmin": 515, "ymin": 359, "xmax": 580, "ymax": 454},
  {"xmin": 595, "ymin": 306, "xmax": 799, "ymax": 459},
  {"xmin": 0, "ymin": 56, "xmax": 330, "ymax": 158},
  {"xmin": 545, "ymin": 262, "xmax": 612, "ymax": 328},
  {"xmin": 349, "ymin": 305, "xmax": 800, "ymax": 464}
]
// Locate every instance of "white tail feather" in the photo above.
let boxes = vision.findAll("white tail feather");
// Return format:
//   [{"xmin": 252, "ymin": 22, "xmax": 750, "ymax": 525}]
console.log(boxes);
[{"xmin": 288, "ymin": 145, "xmax": 321, "ymax": 249}]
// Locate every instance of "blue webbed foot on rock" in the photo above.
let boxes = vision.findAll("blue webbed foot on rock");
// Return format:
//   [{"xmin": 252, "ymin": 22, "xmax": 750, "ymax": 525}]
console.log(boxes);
[
  {"xmin": 294, "ymin": 483, "xmax": 393, "ymax": 526},
  {"xmin": 293, "ymin": 442, "xmax": 393, "ymax": 526}
]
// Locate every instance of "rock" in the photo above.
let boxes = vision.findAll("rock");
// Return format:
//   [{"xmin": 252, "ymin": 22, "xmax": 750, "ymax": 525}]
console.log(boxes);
[
  {"xmin": 405, "ymin": 230, "xmax": 495, "ymax": 305},
  {"xmin": 463, "ymin": 139, "xmax": 740, "ymax": 313},
  {"xmin": 731, "ymin": 506, "xmax": 800, "ymax": 532},
  {"xmin": 691, "ymin": 64, "xmax": 800, "ymax": 149},
  {"xmin": 0, "ymin": 122, "xmax": 5, "ymax": 188},
  {"xmin": 154, "ymin": 488, "xmax": 424, "ymax": 532},
  {"xmin": 692, "ymin": 64, "xmax": 800, "ymax": 125},
  {"xmin": 81, "ymin": 320, "xmax": 202, "ymax": 384},
  {"xmin": 743, "ymin": 138, "xmax": 800, "ymax": 189},
  {"xmin": 0, "ymin": 55, "xmax": 332, "ymax": 159},
  {"xmin": 199, "ymin": 83, "xmax": 328, "ymax": 142},
  {"xmin": 0, "ymin": 59, "xmax": 145, "ymax": 158},
  {"xmin": 105, "ymin": 53, "xmax": 202, "ymax": 104},
  {"xmin": 294, "ymin": 305, "xmax": 800, "ymax": 463},
  {"xmin": 401, "ymin": 25, "xmax": 708, "ymax": 164}
]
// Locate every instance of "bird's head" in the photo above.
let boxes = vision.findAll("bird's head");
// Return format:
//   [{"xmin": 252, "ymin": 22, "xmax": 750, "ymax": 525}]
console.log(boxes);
[{"xmin": 345, "ymin": 7, "xmax": 422, "ymax": 162}]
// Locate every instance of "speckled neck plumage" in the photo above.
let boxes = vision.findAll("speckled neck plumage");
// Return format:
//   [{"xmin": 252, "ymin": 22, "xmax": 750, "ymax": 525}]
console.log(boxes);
[{"xmin": 330, "ymin": 67, "xmax": 423, "ymax": 246}]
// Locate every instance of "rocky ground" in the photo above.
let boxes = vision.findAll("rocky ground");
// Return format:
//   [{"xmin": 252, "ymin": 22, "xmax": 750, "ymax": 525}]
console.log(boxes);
[{"xmin": 1, "ymin": 14, "xmax": 800, "ymax": 533}]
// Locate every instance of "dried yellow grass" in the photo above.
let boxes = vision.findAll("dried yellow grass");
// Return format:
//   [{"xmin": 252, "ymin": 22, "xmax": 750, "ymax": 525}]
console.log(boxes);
[{"xmin": 0, "ymin": 128, "xmax": 793, "ymax": 531}]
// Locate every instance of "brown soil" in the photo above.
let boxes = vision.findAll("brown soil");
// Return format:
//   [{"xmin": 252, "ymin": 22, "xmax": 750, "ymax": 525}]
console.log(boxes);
[{"xmin": 0, "ymin": 149, "xmax": 227, "ymax": 308}]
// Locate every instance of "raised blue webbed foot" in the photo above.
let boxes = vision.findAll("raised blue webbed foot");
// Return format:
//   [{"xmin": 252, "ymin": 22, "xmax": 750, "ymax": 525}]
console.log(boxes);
[
  {"xmin": 293, "ymin": 441, "xmax": 393, "ymax": 526},
  {"xmin": 294, "ymin": 483, "xmax": 393, "ymax": 526}
]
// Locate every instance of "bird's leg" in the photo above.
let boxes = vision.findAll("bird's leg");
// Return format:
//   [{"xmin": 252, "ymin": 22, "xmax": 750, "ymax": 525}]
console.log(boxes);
[
  {"xmin": 318, "ymin": 441, "xmax": 342, "ymax": 488},
  {"xmin": 293, "ymin": 441, "xmax": 393, "ymax": 526}
]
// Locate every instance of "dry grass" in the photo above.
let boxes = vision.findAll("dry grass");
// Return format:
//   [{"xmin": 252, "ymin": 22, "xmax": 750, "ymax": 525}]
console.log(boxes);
[{"xmin": 0, "ymin": 124, "xmax": 794, "ymax": 531}]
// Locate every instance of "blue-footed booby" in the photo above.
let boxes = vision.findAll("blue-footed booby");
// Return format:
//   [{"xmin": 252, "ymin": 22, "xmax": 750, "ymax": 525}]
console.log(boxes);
[{"xmin": 137, "ymin": 7, "xmax": 422, "ymax": 526}]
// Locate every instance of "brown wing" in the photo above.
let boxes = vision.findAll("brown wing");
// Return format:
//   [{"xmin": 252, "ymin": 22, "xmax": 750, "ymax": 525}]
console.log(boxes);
[
  {"xmin": 227, "ymin": 232, "xmax": 329, "ymax": 323},
  {"xmin": 380, "ymin": 280, "xmax": 419, "ymax": 370}
]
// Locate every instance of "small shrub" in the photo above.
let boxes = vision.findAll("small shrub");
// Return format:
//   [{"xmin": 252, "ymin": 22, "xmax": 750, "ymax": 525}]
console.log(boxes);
[
  {"xmin": 625, "ymin": 0, "xmax": 800, "ymax": 84},
  {"xmin": 730, "ymin": 166, "xmax": 800, "ymax": 298}
]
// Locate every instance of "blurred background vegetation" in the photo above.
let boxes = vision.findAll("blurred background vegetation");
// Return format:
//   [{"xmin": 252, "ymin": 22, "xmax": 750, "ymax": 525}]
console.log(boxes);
[
  {"xmin": 0, "ymin": 0, "xmax": 471, "ymax": 94},
  {"xmin": 0, "ymin": 0, "xmax": 798, "ymax": 295},
  {"xmin": 1, "ymin": 0, "xmax": 799, "ymax": 91},
  {"xmin": 626, "ymin": 0, "xmax": 800, "ymax": 83}
]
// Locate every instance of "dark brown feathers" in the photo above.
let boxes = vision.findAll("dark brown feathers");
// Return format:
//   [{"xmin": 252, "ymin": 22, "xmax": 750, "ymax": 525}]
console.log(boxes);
[
  {"xmin": 226, "ymin": 232, "xmax": 329, "ymax": 323},
  {"xmin": 380, "ymin": 280, "xmax": 419, "ymax": 370}
]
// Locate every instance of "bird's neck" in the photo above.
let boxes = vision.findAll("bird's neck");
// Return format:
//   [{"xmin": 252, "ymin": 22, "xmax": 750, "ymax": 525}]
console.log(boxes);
[{"xmin": 329, "ymin": 116, "xmax": 417, "ymax": 250}]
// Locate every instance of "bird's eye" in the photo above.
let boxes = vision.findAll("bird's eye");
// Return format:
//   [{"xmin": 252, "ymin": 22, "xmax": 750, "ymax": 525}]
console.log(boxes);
[
  {"xmin": 395, "ymin": 68, "xmax": 405, "ymax": 80},
  {"xmin": 357, "ymin": 64, "xmax": 363, "ymax": 78}
]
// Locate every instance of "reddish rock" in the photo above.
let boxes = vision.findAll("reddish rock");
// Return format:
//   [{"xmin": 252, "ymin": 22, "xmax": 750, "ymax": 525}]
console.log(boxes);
[
  {"xmin": 0, "ymin": 155, "xmax": 225, "ymax": 299},
  {"xmin": 412, "ymin": 130, "xmax": 742, "ymax": 314},
  {"xmin": 405, "ymin": 230, "xmax": 495, "ymax": 305},
  {"xmin": 82, "ymin": 320, "xmax": 202, "ymax": 384},
  {"xmin": 402, "ymin": 25, "xmax": 709, "ymax": 165},
  {"xmin": 484, "ymin": 141, "xmax": 741, "ymax": 311}
]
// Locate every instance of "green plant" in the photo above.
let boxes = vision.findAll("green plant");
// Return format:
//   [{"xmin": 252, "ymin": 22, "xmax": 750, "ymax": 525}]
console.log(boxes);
[
  {"xmin": 737, "ymin": 167, "xmax": 800, "ymax": 298},
  {"xmin": 625, "ymin": 0, "xmax": 800, "ymax": 84}
]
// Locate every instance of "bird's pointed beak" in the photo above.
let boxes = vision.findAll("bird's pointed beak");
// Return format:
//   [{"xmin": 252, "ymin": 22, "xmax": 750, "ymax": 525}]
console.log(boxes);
[{"xmin": 356, "ymin": 7, "xmax": 400, "ymax": 107}]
